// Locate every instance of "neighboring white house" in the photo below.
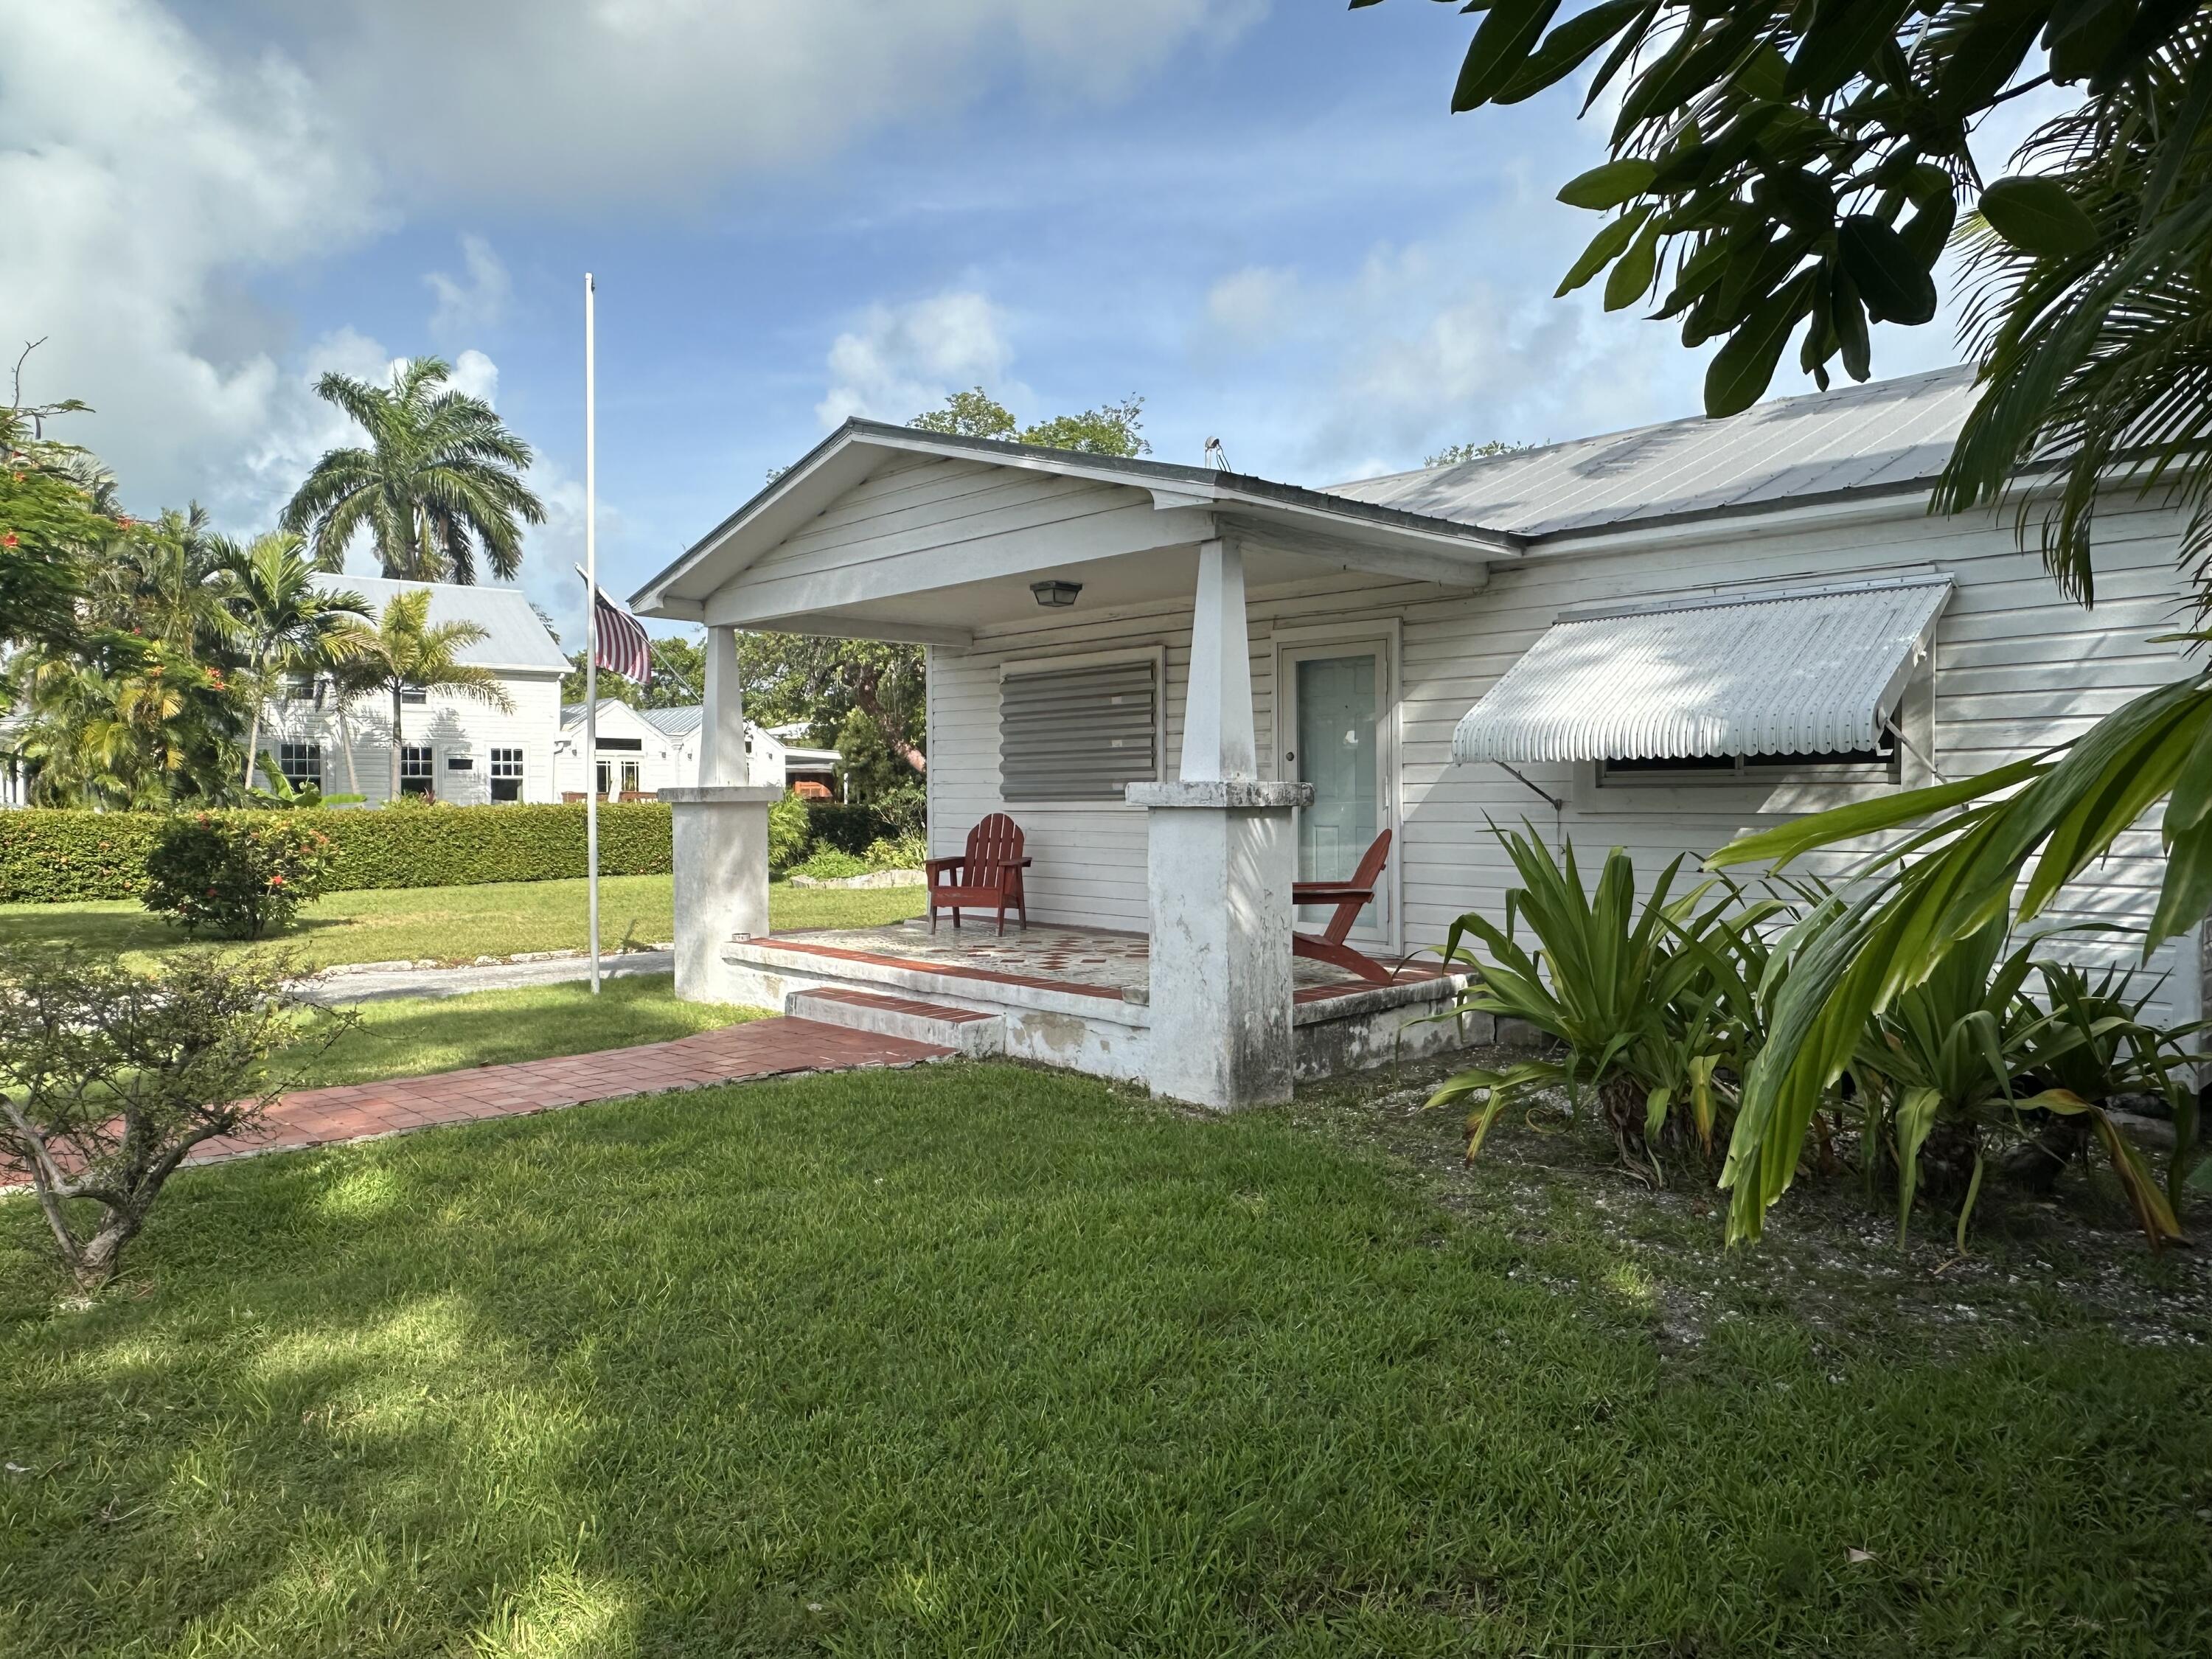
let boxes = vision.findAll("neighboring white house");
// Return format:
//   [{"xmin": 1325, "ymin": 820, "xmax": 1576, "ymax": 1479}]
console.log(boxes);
[
  {"xmin": 632, "ymin": 365, "xmax": 2210, "ymax": 1111},
  {"xmin": 262, "ymin": 575, "xmax": 570, "ymax": 805},
  {"xmin": 552, "ymin": 700, "xmax": 841, "ymax": 797}
]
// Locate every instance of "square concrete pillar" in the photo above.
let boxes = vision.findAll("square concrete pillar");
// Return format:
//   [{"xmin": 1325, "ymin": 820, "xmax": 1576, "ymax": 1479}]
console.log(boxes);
[
  {"xmin": 661, "ymin": 784, "xmax": 783, "ymax": 1004},
  {"xmin": 1129, "ymin": 779, "xmax": 1311, "ymax": 1110}
]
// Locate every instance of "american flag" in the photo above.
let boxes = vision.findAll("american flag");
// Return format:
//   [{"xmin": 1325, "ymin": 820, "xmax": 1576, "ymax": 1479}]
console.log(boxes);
[{"xmin": 591, "ymin": 585, "xmax": 653, "ymax": 684}]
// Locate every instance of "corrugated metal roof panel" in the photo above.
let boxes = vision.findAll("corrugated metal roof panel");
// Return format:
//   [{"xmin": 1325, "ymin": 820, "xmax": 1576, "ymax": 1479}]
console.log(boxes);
[
  {"xmin": 1453, "ymin": 577, "xmax": 1953, "ymax": 764},
  {"xmin": 640, "ymin": 705, "xmax": 704, "ymax": 737},
  {"xmin": 316, "ymin": 574, "xmax": 568, "ymax": 672},
  {"xmin": 1334, "ymin": 366, "xmax": 1975, "ymax": 540}
]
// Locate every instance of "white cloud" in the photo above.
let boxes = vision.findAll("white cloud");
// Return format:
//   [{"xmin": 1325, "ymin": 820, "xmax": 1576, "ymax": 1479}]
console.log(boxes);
[
  {"xmin": 425, "ymin": 234, "xmax": 512, "ymax": 342},
  {"xmin": 815, "ymin": 291, "xmax": 1022, "ymax": 428},
  {"xmin": 0, "ymin": 0, "xmax": 386, "ymax": 522},
  {"xmin": 1202, "ymin": 265, "xmax": 1302, "ymax": 351},
  {"xmin": 268, "ymin": 0, "xmax": 1269, "ymax": 203}
]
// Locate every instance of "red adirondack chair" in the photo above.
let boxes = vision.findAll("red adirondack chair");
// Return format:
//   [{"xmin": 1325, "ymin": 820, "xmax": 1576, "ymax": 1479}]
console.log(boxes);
[
  {"xmin": 927, "ymin": 813, "xmax": 1032, "ymax": 934},
  {"xmin": 1291, "ymin": 829, "xmax": 1394, "ymax": 984}
]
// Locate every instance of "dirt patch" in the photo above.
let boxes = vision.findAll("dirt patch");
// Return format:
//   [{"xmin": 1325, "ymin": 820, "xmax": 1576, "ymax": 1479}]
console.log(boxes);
[{"xmin": 1293, "ymin": 1045, "xmax": 2212, "ymax": 1360}]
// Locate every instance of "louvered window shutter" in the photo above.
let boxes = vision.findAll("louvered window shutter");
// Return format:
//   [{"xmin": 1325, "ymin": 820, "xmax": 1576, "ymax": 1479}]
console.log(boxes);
[{"xmin": 999, "ymin": 661, "xmax": 1158, "ymax": 801}]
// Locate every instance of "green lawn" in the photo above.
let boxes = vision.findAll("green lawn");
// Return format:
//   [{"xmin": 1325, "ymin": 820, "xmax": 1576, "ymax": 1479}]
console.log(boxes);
[
  {"xmin": 4, "ymin": 1064, "xmax": 2208, "ymax": 1656},
  {"xmin": 0, "ymin": 874, "xmax": 922, "ymax": 972},
  {"xmin": 287, "ymin": 975, "xmax": 765, "ymax": 1090}
]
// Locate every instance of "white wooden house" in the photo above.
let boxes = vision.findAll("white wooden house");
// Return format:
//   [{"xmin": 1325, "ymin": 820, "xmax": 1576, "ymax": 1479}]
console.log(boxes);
[
  {"xmin": 551, "ymin": 701, "xmax": 841, "ymax": 798},
  {"xmin": 262, "ymin": 576, "xmax": 568, "ymax": 805},
  {"xmin": 633, "ymin": 366, "xmax": 2208, "ymax": 1109}
]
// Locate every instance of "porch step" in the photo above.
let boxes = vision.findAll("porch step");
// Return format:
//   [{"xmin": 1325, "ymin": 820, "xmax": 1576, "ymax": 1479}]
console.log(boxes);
[{"xmin": 786, "ymin": 987, "xmax": 1005, "ymax": 1057}]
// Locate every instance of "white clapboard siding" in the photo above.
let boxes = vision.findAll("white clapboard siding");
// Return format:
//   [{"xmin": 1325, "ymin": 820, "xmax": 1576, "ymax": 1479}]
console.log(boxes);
[
  {"xmin": 262, "ymin": 671, "xmax": 566, "ymax": 805},
  {"xmin": 928, "ymin": 495, "xmax": 2204, "ymax": 1024},
  {"xmin": 734, "ymin": 455, "xmax": 1154, "ymax": 622}
]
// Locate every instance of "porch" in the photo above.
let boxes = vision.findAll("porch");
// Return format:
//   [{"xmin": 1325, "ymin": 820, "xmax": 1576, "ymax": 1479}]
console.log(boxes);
[
  {"xmin": 716, "ymin": 919, "xmax": 1478, "ymax": 1085},
  {"xmin": 633, "ymin": 417, "xmax": 1523, "ymax": 1108}
]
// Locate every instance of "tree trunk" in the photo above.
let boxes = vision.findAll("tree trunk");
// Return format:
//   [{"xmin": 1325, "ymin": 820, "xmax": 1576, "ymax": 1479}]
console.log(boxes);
[
  {"xmin": 337, "ymin": 693, "xmax": 361, "ymax": 793},
  {"xmin": 848, "ymin": 667, "xmax": 926, "ymax": 773},
  {"xmin": 243, "ymin": 704, "xmax": 261, "ymax": 788},
  {"xmin": 1996, "ymin": 1113, "xmax": 2094, "ymax": 1195},
  {"xmin": 1916, "ymin": 1116, "xmax": 1982, "ymax": 1208},
  {"xmin": 1598, "ymin": 1072, "xmax": 1658, "ymax": 1178},
  {"xmin": 389, "ymin": 688, "xmax": 403, "ymax": 801}
]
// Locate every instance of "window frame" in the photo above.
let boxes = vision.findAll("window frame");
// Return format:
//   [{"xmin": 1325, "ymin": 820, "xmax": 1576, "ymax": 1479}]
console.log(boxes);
[
  {"xmin": 398, "ymin": 743, "xmax": 435, "ymax": 797},
  {"xmin": 276, "ymin": 740, "xmax": 322, "ymax": 791},
  {"xmin": 489, "ymin": 745, "xmax": 524, "ymax": 803}
]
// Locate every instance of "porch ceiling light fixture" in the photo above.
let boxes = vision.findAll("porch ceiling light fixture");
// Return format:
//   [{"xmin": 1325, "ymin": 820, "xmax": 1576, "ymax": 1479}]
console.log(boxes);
[{"xmin": 1030, "ymin": 578, "xmax": 1082, "ymax": 608}]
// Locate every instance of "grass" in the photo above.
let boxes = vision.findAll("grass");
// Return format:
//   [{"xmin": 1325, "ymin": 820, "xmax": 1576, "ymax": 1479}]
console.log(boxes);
[
  {"xmin": 5, "ymin": 1063, "xmax": 2210, "ymax": 1656},
  {"xmin": 0, "ymin": 874, "xmax": 923, "ymax": 973},
  {"xmin": 286, "ymin": 975, "xmax": 765, "ymax": 1090}
]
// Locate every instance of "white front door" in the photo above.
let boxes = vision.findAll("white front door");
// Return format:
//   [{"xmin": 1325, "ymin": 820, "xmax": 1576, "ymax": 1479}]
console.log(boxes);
[{"xmin": 1281, "ymin": 641, "xmax": 1394, "ymax": 944}]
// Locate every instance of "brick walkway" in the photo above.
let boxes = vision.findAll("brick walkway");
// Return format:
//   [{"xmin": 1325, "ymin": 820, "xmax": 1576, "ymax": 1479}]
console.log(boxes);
[{"xmin": 187, "ymin": 1016, "xmax": 950, "ymax": 1168}]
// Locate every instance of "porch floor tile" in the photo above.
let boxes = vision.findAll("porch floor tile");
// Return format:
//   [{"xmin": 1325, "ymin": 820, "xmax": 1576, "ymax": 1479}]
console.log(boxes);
[{"xmin": 759, "ymin": 919, "xmax": 1446, "ymax": 1004}]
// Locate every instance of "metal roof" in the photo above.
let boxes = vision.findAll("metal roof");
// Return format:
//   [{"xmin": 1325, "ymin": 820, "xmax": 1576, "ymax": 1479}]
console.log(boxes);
[
  {"xmin": 1336, "ymin": 366, "xmax": 1977, "ymax": 541},
  {"xmin": 1452, "ymin": 575, "xmax": 1953, "ymax": 765},
  {"xmin": 316, "ymin": 574, "xmax": 568, "ymax": 673},
  {"xmin": 639, "ymin": 705, "xmax": 703, "ymax": 738}
]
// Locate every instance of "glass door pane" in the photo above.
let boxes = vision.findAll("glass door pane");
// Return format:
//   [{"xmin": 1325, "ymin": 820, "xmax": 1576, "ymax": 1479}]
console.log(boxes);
[{"xmin": 1293, "ymin": 651, "xmax": 1382, "ymax": 933}]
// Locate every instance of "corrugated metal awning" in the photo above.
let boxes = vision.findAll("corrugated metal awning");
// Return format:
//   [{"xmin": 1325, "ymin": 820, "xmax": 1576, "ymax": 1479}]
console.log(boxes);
[{"xmin": 1453, "ymin": 575, "xmax": 1952, "ymax": 765}]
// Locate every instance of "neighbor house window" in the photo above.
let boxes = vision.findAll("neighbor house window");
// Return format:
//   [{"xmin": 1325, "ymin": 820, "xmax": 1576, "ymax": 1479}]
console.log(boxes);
[
  {"xmin": 400, "ymin": 686, "xmax": 428, "ymax": 706},
  {"xmin": 999, "ymin": 658, "xmax": 1159, "ymax": 802},
  {"xmin": 490, "ymin": 746, "xmax": 524, "ymax": 803},
  {"xmin": 276, "ymin": 741, "xmax": 321, "ymax": 790},
  {"xmin": 1596, "ymin": 739, "xmax": 1897, "ymax": 787},
  {"xmin": 283, "ymin": 670, "xmax": 319, "ymax": 703},
  {"xmin": 400, "ymin": 744, "xmax": 434, "ymax": 796}
]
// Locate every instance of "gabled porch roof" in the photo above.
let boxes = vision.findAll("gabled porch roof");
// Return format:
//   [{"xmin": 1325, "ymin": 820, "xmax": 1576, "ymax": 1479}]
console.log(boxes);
[{"xmin": 630, "ymin": 419, "xmax": 1522, "ymax": 645}]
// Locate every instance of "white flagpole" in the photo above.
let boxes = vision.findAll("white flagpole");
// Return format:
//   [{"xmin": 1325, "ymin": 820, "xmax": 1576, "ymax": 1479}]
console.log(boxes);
[{"xmin": 583, "ymin": 272, "xmax": 601, "ymax": 995}]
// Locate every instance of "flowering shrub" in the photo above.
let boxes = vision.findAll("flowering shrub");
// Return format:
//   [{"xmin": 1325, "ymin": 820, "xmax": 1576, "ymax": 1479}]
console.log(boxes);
[{"xmin": 142, "ymin": 814, "xmax": 335, "ymax": 939}]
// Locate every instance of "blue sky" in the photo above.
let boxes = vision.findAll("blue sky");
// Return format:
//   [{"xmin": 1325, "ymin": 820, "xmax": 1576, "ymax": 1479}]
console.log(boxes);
[{"xmin": 7, "ymin": 1, "xmax": 1977, "ymax": 642}]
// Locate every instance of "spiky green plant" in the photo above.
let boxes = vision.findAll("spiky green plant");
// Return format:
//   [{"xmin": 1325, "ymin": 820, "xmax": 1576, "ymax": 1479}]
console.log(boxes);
[{"xmin": 1425, "ymin": 827, "xmax": 1770, "ymax": 1182}]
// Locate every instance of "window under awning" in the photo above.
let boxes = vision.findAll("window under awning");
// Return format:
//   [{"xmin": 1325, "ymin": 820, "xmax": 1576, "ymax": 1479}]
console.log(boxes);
[{"xmin": 1452, "ymin": 575, "xmax": 1952, "ymax": 765}]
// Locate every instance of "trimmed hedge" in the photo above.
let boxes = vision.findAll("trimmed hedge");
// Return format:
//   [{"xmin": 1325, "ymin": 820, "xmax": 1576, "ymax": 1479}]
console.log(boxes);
[
  {"xmin": 803, "ymin": 802, "xmax": 905, "ymax": 857},
  {"xmin": 0, "ymin": 804, "xmax": 674, "ymax": 904}
]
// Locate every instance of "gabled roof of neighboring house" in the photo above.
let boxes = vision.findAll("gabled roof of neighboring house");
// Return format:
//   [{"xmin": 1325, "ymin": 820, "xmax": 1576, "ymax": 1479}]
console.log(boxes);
[
  {"xmin": 633, "ymin": 705, "xmax": 841, "ymax": 765},
  {"xmin": 1332, "ymin": 366, "xmax": 1977, "ymax": 542},
  {"xmin": 559, "ymin": 698, "xmax": 666, "ymax": 737},
  {"xmin": 316, "ymin": 574, "xmax": 569, "ymax": 674}
]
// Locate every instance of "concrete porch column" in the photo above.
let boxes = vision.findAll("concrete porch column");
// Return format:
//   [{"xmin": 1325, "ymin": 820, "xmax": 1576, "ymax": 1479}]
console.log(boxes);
[
  {"xmin": 1128, "ymin": 537, "xmax": 1310, "ymax": 1110},
  {"xmin": 664, "ymin": 625, "xmax": 782, "ymax": 1004}
]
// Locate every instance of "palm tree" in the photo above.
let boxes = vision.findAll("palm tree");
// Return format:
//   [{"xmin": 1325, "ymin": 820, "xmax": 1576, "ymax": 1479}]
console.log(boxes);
[
  {"xmin": 280, "ymin": 357, "xmax": 545, "ymax": 584},
  {"xmin": 215, "ymin": 530, "xmax": 369, "ymax": 786},
  {"xmin": 323, "ymin": 589, "xmax": 512, "ymax": 801},
  {"xmin": 95, "ymin": 505, "xmax": 237, "ymax": 657}
]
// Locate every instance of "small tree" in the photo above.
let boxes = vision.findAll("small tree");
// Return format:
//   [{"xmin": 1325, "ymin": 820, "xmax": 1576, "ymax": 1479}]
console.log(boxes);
[
  {"xmin": 142, "ymin": 813, "xmax": 336, "ymax": 939},
  {"xmin": 324, "ymin": 588, "xmax": 513, "ymax": 801},
  {"xmin": 217, "ymin": 529, "xmax": 368, "ymax": 787},
  {"xmin": 0, "ymin": 949, "xmax": 355, "ymax": 1291}
]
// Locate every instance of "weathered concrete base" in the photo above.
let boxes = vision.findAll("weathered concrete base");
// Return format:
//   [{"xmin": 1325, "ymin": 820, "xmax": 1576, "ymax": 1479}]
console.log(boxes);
[
  {"xmin": 788, "ymin": 987, "xmax": 1006, "ymax": 1057},
  {"xmin": 1293, "ymin": 981, "xmax": 1494, "ymax": 1079},
  {"xmin": 663, "ymin": 785, "xmax": 784, "ymax": 1004},
  {"xmin": 718, "ymin": 933, "xmax": 1487, "ymax": 1089},
  {"xmin": 1128, "ymin": 780, "xmax": 1310, "ymax": 1111}
]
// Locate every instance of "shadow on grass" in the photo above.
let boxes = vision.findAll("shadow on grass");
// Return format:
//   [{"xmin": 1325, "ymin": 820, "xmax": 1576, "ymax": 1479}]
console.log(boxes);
[
  {"xmin": 288, "ymin": 975, "xmax": 763, "ymax": 1090},
  {"xmin": 4, "ymin": 1064, "xmax": 2210, "ymax": 1656}
]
